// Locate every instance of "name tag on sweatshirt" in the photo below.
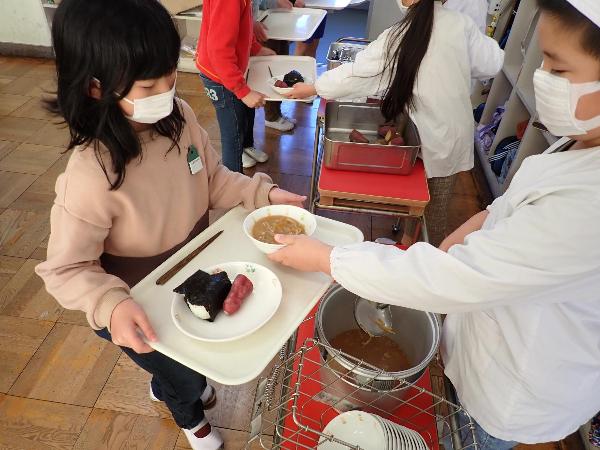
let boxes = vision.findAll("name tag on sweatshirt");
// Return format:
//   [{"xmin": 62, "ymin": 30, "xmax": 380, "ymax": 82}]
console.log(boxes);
[{"xmin": 187, "ymin": 145, "xmax": 203, "ymax": 175}]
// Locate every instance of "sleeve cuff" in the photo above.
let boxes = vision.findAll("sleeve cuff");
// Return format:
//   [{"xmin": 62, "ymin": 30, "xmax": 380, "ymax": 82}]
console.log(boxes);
[
  {"xmin": 255, "ymin": 175, "xmax": 276, "ymax": 208},
  {"xmin": 234, "ymin": 84, "xmax": 251, "ymax": 100},
  {"xmin": 94, "ymin": 287, "xmax": 131, "ymax": 331},
  {"xmin": 330, "ymin": 246, "xmax": 346, "ymax": 282}
]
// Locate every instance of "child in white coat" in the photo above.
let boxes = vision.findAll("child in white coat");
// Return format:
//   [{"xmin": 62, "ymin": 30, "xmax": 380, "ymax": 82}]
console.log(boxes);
[
  {"xmin": 272, "ymin": 0, "xmax": 600, "ymax": 447},
  {"xmin": 288, "ymin": 0, "xmax": 504, "ymax": 246}
]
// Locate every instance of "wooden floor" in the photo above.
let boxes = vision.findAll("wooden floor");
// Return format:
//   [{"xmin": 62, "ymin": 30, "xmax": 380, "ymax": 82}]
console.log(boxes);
[{"xmin": 0, "ymin": 56, "xmax": 582, "ymax": 449}]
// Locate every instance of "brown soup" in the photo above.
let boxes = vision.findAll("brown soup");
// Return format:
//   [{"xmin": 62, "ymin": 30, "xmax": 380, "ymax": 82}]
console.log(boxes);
[
  {"xmin": 330, "ymin": 329, "xmax": 411, "ymax": 372},
  {"xmin": 252, "ymin": 215, "xmax": 305, "ymax": 244}
]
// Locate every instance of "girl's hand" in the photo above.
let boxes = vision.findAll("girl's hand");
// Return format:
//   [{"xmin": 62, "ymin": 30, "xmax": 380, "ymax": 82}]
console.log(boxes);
[
  {"xmin": 110, "ymin": 298, "xmax": 157, "ymax": 354},
  {"xmin": 278, "ymin": 0, "xmax": 294, "ymax": 8},
  {"xmin": 293, "ymin": 0, "xmax": 306, "ymax": 7},
  {"xmin": 268, "ymin": 235, "xmax": 333, "ymax": 274},
  {"xmin": 257, "ymin": 46, "xmax": 277, "ymax": 57},
  {"xmin": 242, "ymin": 90, "xmax": 267, "ymax": 108},
  {"xmin": 254, "ymin": 21, "xmax": 269, "ymax": 42},
  {"xmin": 269, "ymin": 187, "xmax": 307, "ymax": 208},
  {"xmin": 284, "ymin": 82, "xmax": 317, "ymax": 99}
]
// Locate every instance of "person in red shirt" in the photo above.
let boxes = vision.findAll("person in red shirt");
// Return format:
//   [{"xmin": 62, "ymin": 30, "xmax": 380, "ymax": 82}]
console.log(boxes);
[{"xmin": 197, "ymin": 0, "xmax": 276, "ymax": 171}]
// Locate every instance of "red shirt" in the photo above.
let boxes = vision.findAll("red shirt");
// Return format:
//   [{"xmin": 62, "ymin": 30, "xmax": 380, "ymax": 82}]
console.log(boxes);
[{"xmin": 196, "ymin": 0, "xmax": 262, "ymax": 99}]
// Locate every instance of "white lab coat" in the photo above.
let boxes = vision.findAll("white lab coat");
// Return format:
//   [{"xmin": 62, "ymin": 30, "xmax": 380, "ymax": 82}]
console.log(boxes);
[
  {"xmin": 330, "ymin": 140, "xmax": 600, "ymax": 443},
  {"xmin": 444, "ymin": 0, "xmax": 489, "ymax": 33},
  {"xmin": 315, "ymin": 4, "xmax": 504, "ymax": 178}
]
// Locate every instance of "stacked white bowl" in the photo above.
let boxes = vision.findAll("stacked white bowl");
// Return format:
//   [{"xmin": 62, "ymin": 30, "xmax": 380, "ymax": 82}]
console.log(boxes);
[{"xmin": 317, "ymin": 410, "xmax": 428, "ymax": 450}]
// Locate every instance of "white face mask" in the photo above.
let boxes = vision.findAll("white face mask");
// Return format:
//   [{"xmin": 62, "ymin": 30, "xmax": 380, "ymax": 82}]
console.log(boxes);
[
  {"xmin": 122, "ymin": 79, "xmax": 176, "ymax": 124},
  {"xmin": 533, "ymin": 68, "xmax": 600, "ymax": 137}
]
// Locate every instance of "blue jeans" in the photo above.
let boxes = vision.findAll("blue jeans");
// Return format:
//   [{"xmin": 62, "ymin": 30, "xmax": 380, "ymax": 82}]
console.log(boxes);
[
  {"xmin": 442, "ymin": 407, "xmax": 518, "ymax": 450},
  {"xmin": 200, "ymin": 74, "xmax": 254, "ymax": 173},
  {"xmin": 94, "ymin": 328, "xmax": 207, "ymax": 429}
]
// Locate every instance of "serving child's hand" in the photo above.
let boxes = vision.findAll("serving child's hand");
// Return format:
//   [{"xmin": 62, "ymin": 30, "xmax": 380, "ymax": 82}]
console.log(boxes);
[
  {"xmin": 278, "ymin": 0, "xmax": 295, "ymax": 8},
  {"xmin": 284, "ymin": 82, "xmax": 317, "ymax": 99},
  {"xmin": 268, "ymin": 187, "xmax": 307, "ymax": 208},
  {"xmin": 293, "ymin": 0, "xmax": 305, "ymax": 7},
  {"xmin": 110, "ymin": 298, "xmax": 157, "ymax": 354},
  {"xmin": 257, "ymin": 46, "xmax": 277, "ymax": 57},
  {"xmin": 268, "ymin": 235, "xmax": 333, "ymax": 274},
  {"xmin": 242, "ymin": 90, "xmax": 267, "ymax": 108}
]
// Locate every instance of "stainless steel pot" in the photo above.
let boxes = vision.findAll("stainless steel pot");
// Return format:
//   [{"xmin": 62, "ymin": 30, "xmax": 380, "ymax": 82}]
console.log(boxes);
[
  {"xmin": 326, "ymin": 37, "xmax": 370, "ymax": 70},
  {"xmin": 316, "ymin": 284, "xmax": 440, "ymax": 411},
  {"xmin": 323, "ymin": 102, "xmax": 421, "ymax": 175}
]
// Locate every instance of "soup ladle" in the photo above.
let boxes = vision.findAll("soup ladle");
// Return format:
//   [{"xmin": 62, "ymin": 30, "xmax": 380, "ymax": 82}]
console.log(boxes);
[{"xmin": 354, "ymin": 296, "xmax": 395, "ymax": 337}]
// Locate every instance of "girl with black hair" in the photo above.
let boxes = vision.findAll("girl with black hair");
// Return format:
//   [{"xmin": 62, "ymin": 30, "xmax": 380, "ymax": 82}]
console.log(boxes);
[
  {"xmin": 272, "ymin": 0, "xmax": 600, "ymax": 447},
  {"xmin": 288, "ymin": 0, "xmax": 504, "ymax": 247},
  {"xmin": 35, "ymin": 1, "xmax": 304, "ymax": 449}
]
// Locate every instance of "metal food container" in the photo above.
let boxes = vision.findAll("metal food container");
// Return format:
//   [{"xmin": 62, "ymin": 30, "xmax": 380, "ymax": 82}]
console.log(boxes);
[
  {"xmin": 315, "ymin": 284, "xmax": 441, "ymax": 411},
  {"xmin": 326, "ymin": 37, "xmax": 370, "ymax": 70},
  {"xmin": 323, "ymin": 102, "xmax": 421, "ymax": 175}
]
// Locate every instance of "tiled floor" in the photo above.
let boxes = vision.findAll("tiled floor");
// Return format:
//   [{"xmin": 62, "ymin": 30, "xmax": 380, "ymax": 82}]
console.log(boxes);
[{"xmin": 0, "ymin": 56, "xmax": 582, "ymax": 450}]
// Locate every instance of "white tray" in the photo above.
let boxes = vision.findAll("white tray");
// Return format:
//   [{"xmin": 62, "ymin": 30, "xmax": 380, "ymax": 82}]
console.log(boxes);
[
  {"xmin": 304, "ymin": 0, "xmax": 351, "ymax": 10},
  {"xmin": 259, "ymin": 7, "xmax": 327, "ymax": 41},
  {"xmin": 246, "ymin": 55, "xmax": 317, "ymax": 102},
  {"xmin": 131, "ymin": 206, "xmax": 363, "ymax": 385}
]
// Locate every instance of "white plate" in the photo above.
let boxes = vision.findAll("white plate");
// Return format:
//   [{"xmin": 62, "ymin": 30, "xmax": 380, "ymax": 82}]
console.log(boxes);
[
  {"xmin": 318, "ymin": 411, "xmax": 386, "ymax": 450},
  {"xmin": 260, "ymin": 7, "xmax": 327, "ymax": 41},
  {"xmin": 304, "ymin": 0, "xmax": 351, "ymax": 9},
  {"xmin": 268, "ymin": 75, "xmax": 314, "ymax": 96},
  {"xmin": 372, "ymin": 415, "xmax": 390, "ymax": 450},
  {"xmin": 171, "ymin": 262, "xmax": 282, "ymax": 342},
  {"xmin": 246, "ymin": 55, "xmax": 317, "ymax": 102},
  {"xmin": 382, "ymin": 417, "xmax": 428, "ymax": 450}
]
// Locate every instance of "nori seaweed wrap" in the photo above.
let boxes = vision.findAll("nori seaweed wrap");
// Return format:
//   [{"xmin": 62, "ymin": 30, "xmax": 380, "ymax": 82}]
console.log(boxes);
[
  {"xmin": 174, "ymin": 270, "xmax": 232, "ymax": 321},
  {"xmin": 283, "ymin": 70, "xmax": 304, "ymax": 87}
]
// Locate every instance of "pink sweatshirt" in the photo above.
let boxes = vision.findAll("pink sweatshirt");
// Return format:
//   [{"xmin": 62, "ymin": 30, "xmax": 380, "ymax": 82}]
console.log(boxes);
[{"xmin": 36, "ymin": 100, "xmax": 274, "ymax": 330}]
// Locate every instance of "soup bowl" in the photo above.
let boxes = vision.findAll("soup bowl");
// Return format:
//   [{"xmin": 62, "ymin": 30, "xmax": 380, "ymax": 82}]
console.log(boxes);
[{"xmin": 243, "ymin": 205, "xmax": 317, "ymax": 254}]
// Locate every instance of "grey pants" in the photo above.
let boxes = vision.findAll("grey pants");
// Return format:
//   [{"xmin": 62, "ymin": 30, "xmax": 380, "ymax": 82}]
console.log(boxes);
[{"xmin": 405, "ymin": 174, "xmax": 458, "ymax": 247}]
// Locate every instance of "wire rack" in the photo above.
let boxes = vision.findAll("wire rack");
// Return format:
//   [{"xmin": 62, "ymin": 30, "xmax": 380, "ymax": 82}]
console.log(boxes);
[{"xmin": 246, "ymin": 338, "xmax": 479, "ymax": 450}]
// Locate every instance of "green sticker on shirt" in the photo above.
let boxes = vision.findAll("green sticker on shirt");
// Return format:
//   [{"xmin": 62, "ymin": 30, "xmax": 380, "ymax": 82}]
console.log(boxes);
[{"xmin": 187, "ymin": 144, "xmax": 203, "ymax": 175}]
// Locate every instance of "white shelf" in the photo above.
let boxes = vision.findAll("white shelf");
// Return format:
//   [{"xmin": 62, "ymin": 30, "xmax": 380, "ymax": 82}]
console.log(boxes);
[
  {"xmin": 502, "ymin": 63, "xmax": 520, "ymax": 86},
  {"xmin": 480, "ymin": 71, "xmax": 511, "ymax": 125},
  {"xmin": 475, "ymin": 0, "xmax": 558, "ymax": 199},
  {"xmin": 489, "ymin": 91, "xmax": 530, "ymax": 156},
  {"xmin": 516, "ymin": 86, "xmax": 536, "ymax": 117},
  {"xmin": 515, "ymin": 24, "xmax": 542, "ymax": 116}
]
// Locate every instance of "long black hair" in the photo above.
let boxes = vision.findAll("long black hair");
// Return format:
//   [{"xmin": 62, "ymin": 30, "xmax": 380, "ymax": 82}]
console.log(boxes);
[
  {"xmin": 48, "ymin": 0, "xmax": 185, "ymax": 190},
  {"xmin": 381, "ymin": 0, "xmax": 435, "ymax": 122},
  {"xmin": 538, "ymin": 0, "xmax": 600, "ymax": 60}
]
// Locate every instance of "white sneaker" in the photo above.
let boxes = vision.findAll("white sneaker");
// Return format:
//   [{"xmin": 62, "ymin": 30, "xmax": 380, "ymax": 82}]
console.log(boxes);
[
  {"xmin": 265, "ymin": 116, "xmax": 295, "ymax": 132},
  {"xmin": 183, "ymin": 418, "xmax": 224, "ymax": 450},
  {"xmin": 244, "ymin": 147, "xmax": 269, "ymax": 163},
  {"xmin": 242, "ymin": 152, "xmax": 257, "ymax": 169},
  {"xmin": 282, "ymin": 114, "xmax": 297, "ymax": 125}
]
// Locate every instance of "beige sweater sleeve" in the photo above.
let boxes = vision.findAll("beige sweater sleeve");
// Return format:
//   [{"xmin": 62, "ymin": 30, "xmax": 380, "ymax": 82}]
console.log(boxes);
[
  {"xmin": 183, "ymin": 102, "xmax": 275, "ymax": 209},
  {"xmin": 35, "ymin": 174, "xmax": 130, "ymax": 330}
]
